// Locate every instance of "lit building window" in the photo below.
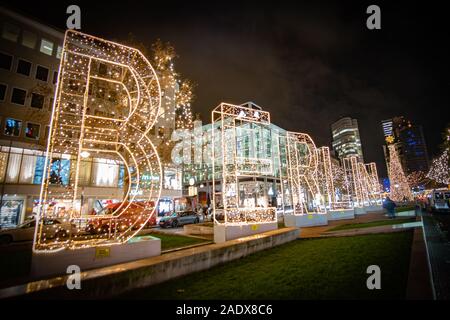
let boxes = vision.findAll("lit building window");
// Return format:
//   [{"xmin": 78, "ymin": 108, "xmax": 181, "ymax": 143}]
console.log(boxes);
[
  {"xmin": 39, "ymin": 39, "xmax": 54, "ymax": 56},
  {"xmin": 4, "ymin": 118, "xmax": 22, "ymax": 136},
  {"xmin": 92, "ymin": 158, "xmax": 119, "ymax": 187},
  {"xmin": 25, "ymin": 123, "xmax": 40, "ymax": 140}
]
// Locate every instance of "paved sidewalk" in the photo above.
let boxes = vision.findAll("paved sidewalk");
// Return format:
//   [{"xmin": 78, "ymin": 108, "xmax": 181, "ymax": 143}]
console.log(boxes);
[
  {"xmin": 298, "ymin": 212, "xmax": 393, "ymax": 238},
  {"xmin": 406, "ymin": 222, "xmax": 434, "ymax": 299},
  {"xmin": 422, "ymin": 213, "xmax": 450, "ymax": 300}
]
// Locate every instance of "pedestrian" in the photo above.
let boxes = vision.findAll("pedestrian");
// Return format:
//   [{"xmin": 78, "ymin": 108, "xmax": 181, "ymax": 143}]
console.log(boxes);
[{"xmin": 382, "ymin": 196, "xmax": 397, "ymax": 219}]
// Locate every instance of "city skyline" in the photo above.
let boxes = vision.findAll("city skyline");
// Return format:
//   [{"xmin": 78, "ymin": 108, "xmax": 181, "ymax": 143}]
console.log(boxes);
[{"xmin": 3, "ymin": 1, "xmax": 449, "ymax": 178}]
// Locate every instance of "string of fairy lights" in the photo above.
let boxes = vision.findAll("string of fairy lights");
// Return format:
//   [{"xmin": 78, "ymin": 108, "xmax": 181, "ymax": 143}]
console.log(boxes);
[{"xmin": 34, "ymin": 30, "xmax": 162, "ymax": 252}]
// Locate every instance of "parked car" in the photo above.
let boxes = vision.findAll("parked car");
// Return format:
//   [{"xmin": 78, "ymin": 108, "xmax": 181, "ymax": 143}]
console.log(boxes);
[
  {"xmin": 85, "ymin": 202, "xmax": 157, "ymax": 235},
  {"xmin": 0, "ymin": 218, "xmax": 76, "ymax": 245},
  {"xmin": 428, "ymin": 189, "xmax": 450, "ymax": 213},
  {"xmin": 159, "ymin": 211, "xmax": 200, "ymax": 228}
]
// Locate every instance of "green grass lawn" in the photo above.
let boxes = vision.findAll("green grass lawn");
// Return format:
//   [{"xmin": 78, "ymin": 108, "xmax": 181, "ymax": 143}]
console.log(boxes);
[
  {"xmin": 122, "ymin": 231, "xmax": 413, "ymax": 299},
  {"xmin": 149, "ymin": 233, "xmax": 210, "ymax": 251},
  {"xmin": 328, "ymin": 218, "xmax": 416, "ymax": 232},
  {"xmin": 395, "ymin": 206, "xmax": 416, "ymax": 213}
]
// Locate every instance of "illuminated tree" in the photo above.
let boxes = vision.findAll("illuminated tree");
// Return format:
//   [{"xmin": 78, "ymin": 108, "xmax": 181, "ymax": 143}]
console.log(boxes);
[
  {"xmin": 125, "ymin": 36, "xmax": 195, "ymax": 130},
  {"xmin": 387, "ymin": 144, "xmax": 413, "ymax": 201},
  {"xmin": 427, "ymin": 149, "xmax": 449, "ymax": 185},
  {"xmin": 407, "ymin": 171, "xmax": 427, "ymax": 189}
]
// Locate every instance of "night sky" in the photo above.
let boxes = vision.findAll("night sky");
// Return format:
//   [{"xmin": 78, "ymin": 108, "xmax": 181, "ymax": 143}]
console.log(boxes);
[{"xmin": 4, "ymin": 0, "xmax": 449, "ymax": 177}]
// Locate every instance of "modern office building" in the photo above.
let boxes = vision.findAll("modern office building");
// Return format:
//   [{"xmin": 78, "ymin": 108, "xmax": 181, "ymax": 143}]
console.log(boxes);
[
  {"xmin": 331, "ymin": 117, "xmax": 364, "ymax": 163},
  {"xmin": 381, "ymin": 116, "xmax": 429, "ymax": 174},
  {"xmin": 180, "ymin": 102, "xmax": 288, "ymax": 214},
  {"xmin": 0, "ymin": 7, "xmax": 182, "ymax": 228}
]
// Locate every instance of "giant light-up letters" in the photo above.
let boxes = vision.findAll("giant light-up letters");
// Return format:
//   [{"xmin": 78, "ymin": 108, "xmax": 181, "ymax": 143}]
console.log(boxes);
[
  {"xmin": 282, "ymin": 132, "xmax": 325, "ymax": 215},
  {"xmin": 212, "ymin": 103, "xmax": 277, "ymax": 224},
  {"xmin": 33, "ymin": 30, "xmax": 162, "ymax": 252}
]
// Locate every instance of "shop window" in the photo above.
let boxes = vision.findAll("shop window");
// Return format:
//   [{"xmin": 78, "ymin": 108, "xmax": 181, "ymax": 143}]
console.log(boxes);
[
  {"xmin": 16, "ymin": 59, "xmax": 32, "ymax": 76},
  {"xmin": 22, "ymin": 30, "xmax": 37, "ymax": 49},
  {"xmin": 11, "ymin": 88, "xmax": 26, "ymax": 105},
  {"xmin": 49, "ymin": 158, "xmax": 70, "ymax": 186},
  {"xmin": 30, "ymin": 93, "xmax": 45, "ymax": 109},
  {"xmin": 0, "ymin": 199, "xmax": 23, "ymax": 229},
  {"xmin": 92, "ymin": 159, "xmax": 119, "ymax": 187},
  {"xmin": 33, "ymin": 156, "xmax": 45, "ymax": 184},
  {"xmin": 0, "ymin": 52, "xmax": 13, "ymax": 70},
  {"xmin": 40, "ymin": 39, "xmax": 54, "ymax": 56},
  {"xmin": 0, "ymin": 84, "xmax": 6, "ymax": 101},
  {"xmin": 35, "ymin": 65, "xmax": 49, "ymax": 82},
  {"xmin": 2, "ymin": 22, "xmax": 20, "ymax": 42},
  {"xmin": 118, "ymin": 164, "xmax": 125, "ymax": 188},
  {"xmin": 25, "ymin": 123, "xmax": 40, "ymax": 139},
  {"xmin": 4, "ymin": 118, "xmax": 22, "ymax": 136}
]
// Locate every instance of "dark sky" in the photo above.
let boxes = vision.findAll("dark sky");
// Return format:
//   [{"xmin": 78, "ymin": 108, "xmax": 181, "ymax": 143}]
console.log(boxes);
[{"xmin": 5, "ymin": 0, "xmax": 449, "ymax": 177}]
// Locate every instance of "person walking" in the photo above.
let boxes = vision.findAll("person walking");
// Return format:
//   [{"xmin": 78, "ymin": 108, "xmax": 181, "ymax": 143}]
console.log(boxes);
[{"xmin": 383, "ymin": 196, "xmax": 397, "ymax": 219}]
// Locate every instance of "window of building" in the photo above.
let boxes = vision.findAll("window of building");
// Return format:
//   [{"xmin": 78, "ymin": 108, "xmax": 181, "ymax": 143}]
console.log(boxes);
[
  {"xmin": 21, "ymin": 30, "xmax": 37, "ymax": 49},
  {"xmin": 30, "ymin": 92, "xmax": 45, "ymax": 109},
  {"xmin": 2, "ymin": 22, "xmax": 20, "ymax": 42},
  {"xmin": 0, "ymin": 52, "xmax": 13, "ymax": 70},
  {"xmin": 56, "ymin": 46, "xmax": 62, "ymax": 59},
  {"xmin": 0, "ymin": 84, "xmax": 6, "ymax": 101},
  {"xmin": 4, "ymin": 118, "xmax": 22, "ymax": 136},
  {"xmin": 35, "ymin": 65, "xmax": 49, "ymax": 82},
  {"xmin": 52, "ymin": 71, "xmax": 58, "ymax": 84},
  {"xmin": 16, "ymin": 59, "xmax": 32, "ymax": 76},
  {"xmin": 25, "ymin": 123, "xmax": 40, "ymax": 139},
  {"xmin": 11, "ymin": 88, "xmax": 26, "ymax": 105},
  {"xmin": 39, "ymin": 39, "xmax": 54, "ymax": 56}
]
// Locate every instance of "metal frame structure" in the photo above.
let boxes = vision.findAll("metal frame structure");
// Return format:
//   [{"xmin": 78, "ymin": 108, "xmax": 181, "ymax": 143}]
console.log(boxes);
[
  {"xmin": 211, "ymin": 103, "xmax": 276, "ymax": 225},
  {"xmin": 34, "ymin": 30, "xmax": 162, "ymax": 252}
]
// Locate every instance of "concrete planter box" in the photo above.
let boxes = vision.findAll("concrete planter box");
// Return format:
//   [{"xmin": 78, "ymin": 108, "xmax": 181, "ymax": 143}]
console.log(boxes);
[
  {"xmin": 327, "ymin": 209, "xmax": 355, "ymax": 221},
  {"xmin": 365, "ymin": 205, "xmax": 384, "ymax": 213},
  {"xmin": 184, "ymin": 224, "xmax": 214, "ymax": 236},
  {"xmin": 284, "ymin": 214, "xmax": 328, "ymax": 227},
  {"xmin": 354, "ymin": 207, "xmax": 367, "ymax": 215},
  {"xmin": 214, "ymin": 222, "xmax": 278, "ymax": 243},
  {"xmin": 31, "ymin": 236, "xmax": 161, "ymax": 279}
]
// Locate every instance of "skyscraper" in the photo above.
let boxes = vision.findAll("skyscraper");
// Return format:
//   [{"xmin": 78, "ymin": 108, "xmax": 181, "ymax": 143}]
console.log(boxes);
[
  {"xmin": 381, "ymin": 116, "xmax": 429, "ymax": 174},
  {"xmin": 331, "ymin": 117, "xmax": 364, "ymax": 163}
]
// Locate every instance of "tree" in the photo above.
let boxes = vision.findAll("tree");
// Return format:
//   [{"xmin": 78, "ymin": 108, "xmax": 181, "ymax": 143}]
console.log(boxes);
[
  {"xmin": 387, "ymin": 144, "xmax": 413, "ymax": 201},
  {"xmin": 426, "ymin": 123, "xmax": 450, "ymax": 186},
  {"xmin": 125, "ymin": 35, "xmax": 195, "ymax": 130},
  {"xmin": 427, "ymin": 149, "xmax": 449, "ymax": 186},
  {"xmin": 407, "ymin": 171, "xmax": 427, "ymax": 189}
]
